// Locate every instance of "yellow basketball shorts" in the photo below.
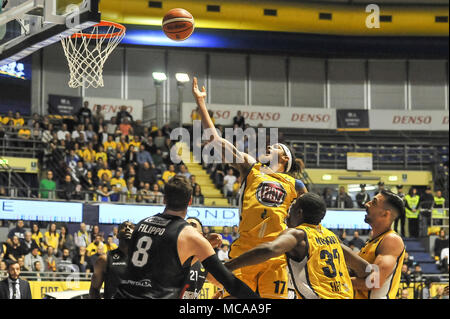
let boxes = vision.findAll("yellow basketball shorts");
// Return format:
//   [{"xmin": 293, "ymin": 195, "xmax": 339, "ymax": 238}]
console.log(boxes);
[{"xmin": 223, "ymin": 256, "xmax": 288, "ymax": 299}]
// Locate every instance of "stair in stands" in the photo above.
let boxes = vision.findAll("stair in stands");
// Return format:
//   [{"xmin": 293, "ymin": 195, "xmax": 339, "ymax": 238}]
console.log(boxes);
[
  {"xmin": 404, "ymin": 237, "xmax": 441, "ymax": 274},
  {"xmin": 175, "ymin": 142, "xmax": 230, "ymax": 207}
]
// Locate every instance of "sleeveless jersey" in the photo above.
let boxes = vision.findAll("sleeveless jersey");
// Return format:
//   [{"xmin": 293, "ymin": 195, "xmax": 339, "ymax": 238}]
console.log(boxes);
[
  {"xmin": 181, "ymin": 261, "xmax": 208, "ymax": 299},
  {"xmin": 115, "ymin": 213, "xmax": 192, "ymax": 299},
  {"xmin": 354, "ymin": 230, "xmax": 405, "ymax": 299},
  {"xmin": 230, "ymin": 162, "xmax": 297, "ymax": 258},
  {"xmin": 104, "ymin": 248, "xmax": 127, "ymax": 299},
  {"xmin": 287, "ymin": 223, "xmax": 353, "ymax": 299}
]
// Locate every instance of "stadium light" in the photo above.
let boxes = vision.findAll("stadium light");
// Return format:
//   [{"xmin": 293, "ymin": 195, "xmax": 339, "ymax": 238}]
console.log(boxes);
[
  {"xmin": 175, "ymin": 73, "xmax": 190, "ymax": 83},
  {"xmin": 152, "ymin": 72, "xmax": 167, "ymax": 82}
]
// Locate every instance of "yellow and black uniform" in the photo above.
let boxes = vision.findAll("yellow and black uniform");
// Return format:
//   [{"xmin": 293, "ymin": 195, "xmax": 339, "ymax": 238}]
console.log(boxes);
[
  {"xmin": 228, "ymin": 162, "xmax": 297, "ymax": 299},
  {"xmin": 287, "ymin": 223, "xmax": 353, "ymax": 299},
  {"xmin": 31, "ymin": 232, "xmax": 44, "ymax": 253},
  {"xmin": 354, "ymin": 230, "xmax": 405, "ymax": 299}
]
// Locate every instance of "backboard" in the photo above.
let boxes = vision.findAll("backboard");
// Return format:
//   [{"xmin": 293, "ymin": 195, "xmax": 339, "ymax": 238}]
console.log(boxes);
[{"xmin": 0, "ymin": 0, "xmax": 100, "ymax": 66}]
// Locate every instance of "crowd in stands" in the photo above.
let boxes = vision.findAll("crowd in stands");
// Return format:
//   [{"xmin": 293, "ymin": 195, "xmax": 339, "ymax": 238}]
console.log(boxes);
[
  {"xmin": 321, "ymin": 182, "xmax": 448, "ymax": 239},
  {"xmin": 0, "ymin": 104, "xmax": 216, "ymax": 204},
  {"xmin": 0, "ymin": 220, "xmax": 239, "ymax": 281}
]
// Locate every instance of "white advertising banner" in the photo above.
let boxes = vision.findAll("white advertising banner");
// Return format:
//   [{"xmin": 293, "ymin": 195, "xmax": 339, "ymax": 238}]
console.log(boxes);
[
  {"xmin": 370, "ymin": 110, "xmax": 449, "ymax": 131},
  {"xmin": 83, "ymin": 97, "xmax": 144, "ymax": 121},
  {"xmin": 183, "ymin": 103, "xmax": 449, "ymax": 131},
  {"xmin": 182, "ymin": 103, "xmax": 336, "ymax": 129}
]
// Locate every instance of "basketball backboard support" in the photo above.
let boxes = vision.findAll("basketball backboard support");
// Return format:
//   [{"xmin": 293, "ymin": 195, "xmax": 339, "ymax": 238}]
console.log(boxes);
[{"xmin": 0, "ymin": 0, "xmax": 100, "ymax": 66}]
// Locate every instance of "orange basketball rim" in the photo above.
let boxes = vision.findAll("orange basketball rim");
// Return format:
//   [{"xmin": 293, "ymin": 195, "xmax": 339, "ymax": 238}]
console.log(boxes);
[{"xmin": 60, "ymin": 20, "xmax": 126, "ymax": 89}]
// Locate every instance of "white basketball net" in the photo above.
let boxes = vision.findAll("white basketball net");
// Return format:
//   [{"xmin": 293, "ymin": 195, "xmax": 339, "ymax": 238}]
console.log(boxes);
[{"xmin": 61, "ymin": 22, "xmax": 125, "ymax": 89}]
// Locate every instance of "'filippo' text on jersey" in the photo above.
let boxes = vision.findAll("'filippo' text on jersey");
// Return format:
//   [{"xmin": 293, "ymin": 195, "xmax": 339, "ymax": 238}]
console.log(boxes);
[{"xmin": 137, "ymin": 223, "xmax": 166, "ymax": 236}]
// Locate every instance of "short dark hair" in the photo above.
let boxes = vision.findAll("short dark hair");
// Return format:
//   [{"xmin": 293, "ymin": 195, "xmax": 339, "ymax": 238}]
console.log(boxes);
[
  {"xmin": 381, "ymin": 190, "xmax": 405, "ymax": 220},
  {"xmin": 164, "ymin": 175, "xmax": 193, "ymax": 211},
  {"xmin": 7, "ymin": 260, "xmax": 19, "ymax": 270},
  {"xmin": 118, "ymin": 221, "xmax": 133, "ymax": 232},
  {"xmin": 186, "ymin": 216, "xmax": 203, "ymax": 229},
  {"xmin": 291, "ymin": 193, "xmax": 327, "ymax": 225}
]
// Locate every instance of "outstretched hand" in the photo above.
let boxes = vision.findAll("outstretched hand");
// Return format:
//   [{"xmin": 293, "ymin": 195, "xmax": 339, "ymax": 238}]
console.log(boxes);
[{"xmin": 192, "ymin": 77, "xmax": 207, "ymax": 101}]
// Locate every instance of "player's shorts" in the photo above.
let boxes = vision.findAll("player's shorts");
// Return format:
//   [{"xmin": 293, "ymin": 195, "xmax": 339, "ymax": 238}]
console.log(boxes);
[{"xmin": 223, "ymin": 256, "xmax": 288, "ymax": 299}]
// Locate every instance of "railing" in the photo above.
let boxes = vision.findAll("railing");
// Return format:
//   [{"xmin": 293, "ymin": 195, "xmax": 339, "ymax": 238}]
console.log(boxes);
[
  {"xmin": 0, "ymin": 187, "xmax": 236, "ymax": 206},
  {"xmin": 1, "ymin": 186, "xmax": 450, "ymax": 215},
  {"xmin": 287, "ymin": 140, "xmax": 448, "ymax": 170},
  {"xmin": 0, "ymin": 137, "xmax": 46, "ymax": 159},
  {"xmin": 398, "ymin": 274, "xmax": 449, "ymax": 299},
  {"xmin": 0, "ymin": 271, "xmax": 92, "ymax": 282}
]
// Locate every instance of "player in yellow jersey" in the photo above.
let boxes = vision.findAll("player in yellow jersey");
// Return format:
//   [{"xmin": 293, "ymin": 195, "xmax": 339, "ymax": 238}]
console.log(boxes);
[
  {"xmin": 353, "ymin": 190, "xmax": 406, "ymax": 299},
  {"xmin": 225, "ymin": 193, "xmax": 369, "ymax": 299},
  {"xmin": 193, "ymin": 77, "xmax": 307, "ymax": 299}
]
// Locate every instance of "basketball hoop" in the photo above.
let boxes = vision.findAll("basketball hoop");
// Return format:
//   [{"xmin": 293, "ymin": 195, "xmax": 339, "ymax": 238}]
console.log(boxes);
[{"xmin": 61, "ymin": 21, "xmax": 126, "ymax": 89}]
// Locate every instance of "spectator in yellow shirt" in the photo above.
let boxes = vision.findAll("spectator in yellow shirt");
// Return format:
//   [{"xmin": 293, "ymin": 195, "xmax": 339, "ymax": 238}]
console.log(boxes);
[
  {"xmin": 13, "ymin": 111, "xmax": 25, "ymax": 127},
  {"xmin": 81, "ymin": 144, "xmax": 96, "ymax": 163},
  {"xmin": 150, "ymin": 120, "xmax": 158, "ymax": 133},
  {"xmin": 31, "ymin": 223, "xmax": 44, "ymax": 253},
  {"xmin": 117, "ymin": 135, "xmax": 129, "ymax": 153},
  {"xmin": 103, "ymin": 135, "xmax": 117, "ymax": 154},
  {"xmin": 95, "ymin": 145, "xmax": 108, "ymax": 163},
  {"xmin": 86, "ymin": 234, "xmax": 104, "ymax": 257},
  {"xmin": 105, "ymin": 235, "xmax": 118, "ymax": 252},
  {"xmin": 97, "ymin": 163, "xmax": 113, "ymax": 181},
  {"xmin": 44, "ymin": 223, "xmax": 60, "ymax": 251},
  {"xmin": 162, "ymin": 164, "xmax": 176, "ymax": 183},
  {"xmin": 128, "ymin": 135, "xmax": 141, "ymax": 150},
  {"xmin": 110, "ymin": 170, "xmax": 126, "ymax": 190},
  {"xmin": 17, "ymin": 127, "xmax": 31, "ymax": 140},
  {"xmin": 1, "ymin": 111, "xmax": 13, "ymax": 125}
]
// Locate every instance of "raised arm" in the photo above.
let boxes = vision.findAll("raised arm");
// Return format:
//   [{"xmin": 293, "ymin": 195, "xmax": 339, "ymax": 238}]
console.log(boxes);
[
  {"xmin": 224, "ymin": 228, "xmax": 304, "ymax": 272},
  {"xmin": 192, "ymin": 77, "xmax": 255, "ymax": 178},
  {"xmin": 89, "ymin": 254, "xmax": 106, "ymax": 299},
  {"xmin": 178, "ymin": 225, "xmax": 259, "ymax": 299}
]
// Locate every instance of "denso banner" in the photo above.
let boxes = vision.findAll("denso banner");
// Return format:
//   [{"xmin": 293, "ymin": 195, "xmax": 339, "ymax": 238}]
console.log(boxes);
[
  {"xmin": 370, "ymin": 110, "xmax": 449, "ymax": 131},
  {"xmin": 183, "ymin": 103, "xmax": 449, "ymax": 131},
  {"xmin": 83, "ymin": 97, "xmax": 144, "ymax": 121},
  {"xmin": 182, "ymin": 103, "xmax": 336, "ymax": 129}
]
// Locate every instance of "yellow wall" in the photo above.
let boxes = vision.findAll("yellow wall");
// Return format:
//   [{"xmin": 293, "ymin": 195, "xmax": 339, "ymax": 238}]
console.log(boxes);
[
  {"xmin": 29, "ymin": 280, "xmax": 91, "ymax": 299},
  {"xmin": 0, "ymin": 156, "xmax": 38, "ymax": 174},
  {"xmin": 29, "ymin": 280, "xmax": 218, "ymax": 299},
  {"xmin": 306, "ymin": 169, "xmax": 433, "ymax": 187},
  {"xmin": 98, "ymin": 0, "xmax": 449, "ymax": 36}
]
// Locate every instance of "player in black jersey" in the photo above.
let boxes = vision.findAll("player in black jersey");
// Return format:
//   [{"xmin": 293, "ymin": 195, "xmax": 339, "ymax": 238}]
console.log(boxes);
[
  {"xmin": 89, "ymin": 221, "xmax": 134, "ymax": 299},
  {"xmin": 114, "ymin": 175, "xmax": 259, "ymax": 299},
  {"xmin": 181, "ymin": 217, "xmax": 224, "ymax": 299}
]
